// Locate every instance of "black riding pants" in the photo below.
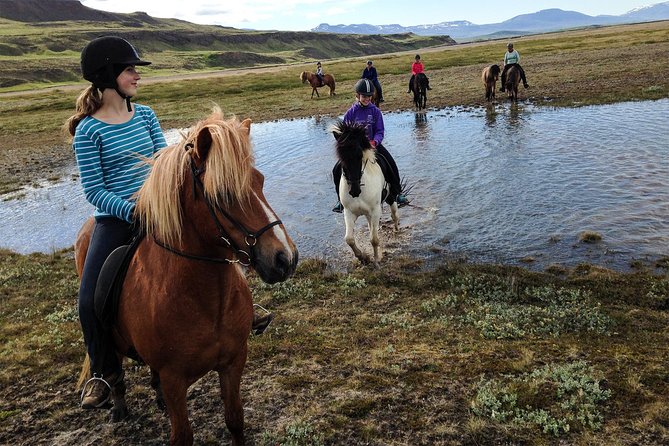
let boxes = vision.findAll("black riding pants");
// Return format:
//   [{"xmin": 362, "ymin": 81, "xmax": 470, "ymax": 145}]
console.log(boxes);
[
  {"xmin": 372, "ymin": 79, "xmax": 383, "ymax": 99},
  {"xmin": 332, "ymin": 144, "xmax": 401, "ymax": 201},
  {"xmin": 501, "ymin": 63, "xmax": 528, "ymax": 86},
  {"xmin": 78, "ymin": 216, "xmax": 133, "ymax": 377}
]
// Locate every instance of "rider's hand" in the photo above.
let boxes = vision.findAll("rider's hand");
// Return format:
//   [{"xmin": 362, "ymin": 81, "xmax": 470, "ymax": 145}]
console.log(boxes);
[{"xmin": 369, "ymin": 140, "xmax": 377, "ymax": 149}]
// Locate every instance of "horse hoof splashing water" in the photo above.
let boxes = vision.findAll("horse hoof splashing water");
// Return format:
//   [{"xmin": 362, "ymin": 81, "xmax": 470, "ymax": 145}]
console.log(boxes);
[
  {"xmin": 332, "ymin": 120, "xmax": 400, "ymax": 266},
  {"xmin": 75, "ymin": 108, "xmax": 298, "ymax": 446}
]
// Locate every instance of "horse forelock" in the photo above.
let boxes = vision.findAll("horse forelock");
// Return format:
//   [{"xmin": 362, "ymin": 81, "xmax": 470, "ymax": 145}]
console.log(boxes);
[{"xmin": 136, "ymin": 110, "xmax": 255, "ymax": 247}]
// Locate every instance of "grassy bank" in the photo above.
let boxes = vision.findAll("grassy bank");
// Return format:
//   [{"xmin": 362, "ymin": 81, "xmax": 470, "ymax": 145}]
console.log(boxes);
[
  {"xmin": 1, "ymin": 21, "xmax": 668, "ymax": 194},
  {"xmin": 1, "ymin": 250, "xmax": 668, "ymax": 444}
]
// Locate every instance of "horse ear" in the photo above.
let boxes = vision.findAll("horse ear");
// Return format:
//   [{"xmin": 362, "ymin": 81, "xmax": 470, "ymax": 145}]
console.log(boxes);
[
  {"xmin": 332, "ymin": 130, "xmax": 341, "ymax": 141},
  {"xmin": 193, "ymin": 127, "xmax": 213, "ymax": 164},
  {"xmin": 240, "ymin": 118, "xmax": 252, "ymax": 135}
]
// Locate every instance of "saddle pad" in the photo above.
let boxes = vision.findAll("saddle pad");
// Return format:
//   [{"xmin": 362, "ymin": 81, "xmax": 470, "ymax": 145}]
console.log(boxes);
[{"xmin": 94, "ymin": 233, "xmax": 144, "ymax": 329}]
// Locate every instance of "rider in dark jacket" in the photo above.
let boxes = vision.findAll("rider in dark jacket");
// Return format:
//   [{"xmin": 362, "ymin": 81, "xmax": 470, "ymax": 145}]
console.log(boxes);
[{"xmin": 361, "ymin": 60, "xmax": 384, "ymax": 103}]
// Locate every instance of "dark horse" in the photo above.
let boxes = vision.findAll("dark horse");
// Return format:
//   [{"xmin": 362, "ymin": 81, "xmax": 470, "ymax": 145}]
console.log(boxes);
[
  {"xmin": 300, "ymin": 71, "xmax": 336, "ymax": 98},
  {"xmin": 482, "ymin": 64, "xmax": 500, "ymax": 101},
  {"xmin": 410, "ymin": 73, "xmax": 428, "ymax": 110},
  {"xmin": 505, "ymin": 65, "xmax": 521, "ymax": 102},
  {"xmin": 75, "ymin": 109, "xmax": 298, "ymax": 445}
]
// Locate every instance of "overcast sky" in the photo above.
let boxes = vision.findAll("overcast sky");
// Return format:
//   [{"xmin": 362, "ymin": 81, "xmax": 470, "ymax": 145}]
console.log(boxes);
[{"xmin": 80, "ymin": 0, "xmax": 660, "ymax": 31}]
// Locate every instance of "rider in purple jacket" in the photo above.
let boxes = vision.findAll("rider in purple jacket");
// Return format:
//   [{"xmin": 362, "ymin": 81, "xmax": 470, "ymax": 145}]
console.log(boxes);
[{"xmin": 332, "ymin": 79, "xmax": 409, "ymax": 213}]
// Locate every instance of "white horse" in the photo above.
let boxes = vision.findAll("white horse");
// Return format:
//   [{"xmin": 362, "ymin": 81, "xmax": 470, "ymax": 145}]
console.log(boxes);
[{"xmin": 332, "ymin": 120, "xmax": 399, "ymax": 265}]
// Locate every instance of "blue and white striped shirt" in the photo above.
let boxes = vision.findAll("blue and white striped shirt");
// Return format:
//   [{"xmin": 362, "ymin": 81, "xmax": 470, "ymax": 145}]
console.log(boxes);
[{"xmin": 74, "ymin": 104, "xmax": 166, "ymax": 222}]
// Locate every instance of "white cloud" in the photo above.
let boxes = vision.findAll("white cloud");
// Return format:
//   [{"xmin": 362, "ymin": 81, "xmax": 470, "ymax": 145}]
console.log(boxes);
[{"xmin": 81, "ymin": 0, "xmax": 374, "ymax": 29}]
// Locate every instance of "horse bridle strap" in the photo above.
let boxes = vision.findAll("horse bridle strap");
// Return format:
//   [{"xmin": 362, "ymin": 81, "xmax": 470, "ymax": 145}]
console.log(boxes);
[
  {"xmin": 153, "ymin": 236, "xmax": 243, "ymax": 265},
  {"xmin": 152, "ymin": 157, "xmax": 282, "ymax": 266}
]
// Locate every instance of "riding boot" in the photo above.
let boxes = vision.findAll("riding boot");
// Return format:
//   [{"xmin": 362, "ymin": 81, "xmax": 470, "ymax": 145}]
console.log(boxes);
[{"xmin": 499, "ymin": 75, "xmax": 506, "ymax": 92}]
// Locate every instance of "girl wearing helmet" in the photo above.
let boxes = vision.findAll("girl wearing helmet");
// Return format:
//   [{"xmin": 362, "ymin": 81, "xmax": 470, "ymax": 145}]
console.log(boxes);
[
  {"xmin": 65, "ymin": 36, "xmax": 167, "ymax": 410},
  {"xmin": 407, "ymin": 54, "xmax": 431, "ymax": 93},
  {"xmin": 332, "ymin": 79, "xmax": 409, "ymax": 213}
]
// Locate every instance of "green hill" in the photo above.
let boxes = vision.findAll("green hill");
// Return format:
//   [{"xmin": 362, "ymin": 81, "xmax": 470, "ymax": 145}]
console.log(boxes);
[{"xmin": 0, "ymin": 0, "xmax": 455, "ymax": 89}]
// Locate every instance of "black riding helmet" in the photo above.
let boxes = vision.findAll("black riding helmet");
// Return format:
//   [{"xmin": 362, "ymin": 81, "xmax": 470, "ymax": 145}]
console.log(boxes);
[
  {"xmin": 354, "ymin": 79, "xmax": 375, "ymax": 96},
  {"xmin": 81, "ymin": 36, "xmax": 151, "ymax": 111},
  {"xmin": 415, "ymin": 54, "xmax": 420, "ymax": 60}
]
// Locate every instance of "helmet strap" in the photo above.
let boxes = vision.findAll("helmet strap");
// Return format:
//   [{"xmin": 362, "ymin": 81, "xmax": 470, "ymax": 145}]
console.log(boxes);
[{"xmin": 117, "ymin": 91, "xmax": 132, "ymax": 112}]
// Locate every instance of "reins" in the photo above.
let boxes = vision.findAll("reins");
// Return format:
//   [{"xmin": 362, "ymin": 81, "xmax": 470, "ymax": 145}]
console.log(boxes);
[{"xmin": 152, "ymin": 144, "xmax": 282, "ymax": 266}]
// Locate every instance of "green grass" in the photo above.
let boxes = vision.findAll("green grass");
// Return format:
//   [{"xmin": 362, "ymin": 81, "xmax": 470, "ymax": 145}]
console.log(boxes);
[{"xmin": 1, "ymin": 252, "xmax": 668, "ymax": 444}]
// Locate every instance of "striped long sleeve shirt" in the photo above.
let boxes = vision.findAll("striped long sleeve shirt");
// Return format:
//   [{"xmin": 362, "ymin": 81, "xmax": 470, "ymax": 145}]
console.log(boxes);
[{"xmin": 73, "ymin": 104, "xmax": 167, "ymax": 222}]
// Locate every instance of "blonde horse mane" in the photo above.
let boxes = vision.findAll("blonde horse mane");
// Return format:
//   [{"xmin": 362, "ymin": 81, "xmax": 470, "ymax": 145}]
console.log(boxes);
[{"xmin": 136, "ymin": 108, "xmax": 255, "ymax": 247}]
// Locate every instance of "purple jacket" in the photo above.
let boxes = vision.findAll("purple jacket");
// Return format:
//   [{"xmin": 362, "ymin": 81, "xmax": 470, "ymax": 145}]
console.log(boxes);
[{"xmin": 342, "ymin": 102, "xmax": 385, "ymax": 146}]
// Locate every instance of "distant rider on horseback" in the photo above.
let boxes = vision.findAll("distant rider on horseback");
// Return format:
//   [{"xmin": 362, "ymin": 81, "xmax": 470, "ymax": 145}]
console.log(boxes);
[
  {"xmin": 316, "ymin": 61, "xmax": 324, "ymax": 86},
  {"xmin": 500, "ymin": 42, "xmax": 529, "ymax": 92},
  {"xmin": 362, "ymin": 60, "xmax": 384, "ymax": 103},
  {"xmin": 407, "ymin": 54, "xmax": 431, "ymax": 93}
]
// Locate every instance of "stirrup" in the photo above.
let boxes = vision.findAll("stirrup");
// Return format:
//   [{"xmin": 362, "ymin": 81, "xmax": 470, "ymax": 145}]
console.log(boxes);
[
  {"xmin": 80, "ymin": 374, "xmax": 114, "ymax": 408},
  {"xmin": 252, "ymin": 304, "xmax": 275, "ymax": 336}
]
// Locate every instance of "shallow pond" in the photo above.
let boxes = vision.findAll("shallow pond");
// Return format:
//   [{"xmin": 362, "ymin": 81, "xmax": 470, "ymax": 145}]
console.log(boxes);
[{"xmin": 2, "ymin": 99, "xmax": 668, "ymax": 272}]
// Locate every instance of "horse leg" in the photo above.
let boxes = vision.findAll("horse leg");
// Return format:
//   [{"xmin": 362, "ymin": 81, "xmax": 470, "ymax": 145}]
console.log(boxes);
[
  {"xmin": 110, "ymin": 375, "xmax": 129, "ymax": 422},
  {"xmin": 344, "ymin": 211, "xmax": 368, "ymax": 263},
  {"xmin": 217, "ymin": 361, "xmax": 246, "ymax": 446},
  {"xmin": 365, "ymin": 214, "xmax": 382, "ymax": 265},
  {"xmin": 160, "ymin": 372, "xmax": 193, "ymax": 446},
  {"xmin": 390, "ymin": 202, "xmax": 400, "ymax": 232},
  {"xmin": 311, "ymin": 88, "xmax": 315, "ymax": 99},
  {"xmin": 150, "ymin": 368, "xmax": 166, "ymax": 411}
]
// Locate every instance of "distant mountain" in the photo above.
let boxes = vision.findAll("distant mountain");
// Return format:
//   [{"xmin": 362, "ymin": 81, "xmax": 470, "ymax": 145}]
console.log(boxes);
[{"xmin": 312, "ymin": 2, "xmax": 669, "ymax": 39}]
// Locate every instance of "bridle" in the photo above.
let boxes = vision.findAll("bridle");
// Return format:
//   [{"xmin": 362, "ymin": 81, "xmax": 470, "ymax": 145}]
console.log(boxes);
[{"xmin": 153, "ymin": 147, "xmax": 282, "ymax": 266}]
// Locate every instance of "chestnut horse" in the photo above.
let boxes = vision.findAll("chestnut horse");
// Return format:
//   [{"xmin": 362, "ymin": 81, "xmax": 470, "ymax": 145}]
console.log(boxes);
[
  {"xmin": 75, "ymin": 109, "xmax": 298, "ymax": 445},
  {"xmin": 482, "ymin": 64, "xmax": 500, "ymax": 101},
  {"xmin": 332, "ymin": 120, "xmax": 399, "ymax": 265},
  {"xmin": 505, "ymin": 65, "xmax": 521, "ymax": 102},
  {"xmin": 300, "ymin": 71, "xmax": 336, "ymax": 98}
]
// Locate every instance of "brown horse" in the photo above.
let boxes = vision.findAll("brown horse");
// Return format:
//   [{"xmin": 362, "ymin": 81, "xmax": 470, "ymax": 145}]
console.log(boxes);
[
  {"xmin": 482, "ymin": 64, "xmax": 500, "ymax": 101},
  {"xmin": 300, "ymin": 71, "xmax": 336, "ymax": 98},
  {"xmin": 505, "ymin": 65, "xmax": 521, "ymax": 102},
  {"xmin": 75, "ymin": 109, "xmax": 298, "ymax": 445}
]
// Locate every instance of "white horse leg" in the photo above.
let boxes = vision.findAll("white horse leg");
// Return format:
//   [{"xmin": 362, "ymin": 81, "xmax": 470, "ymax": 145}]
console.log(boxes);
[
  {"xmin": 366, "ymin": 213, "xmax": 382, "ymax": 265},
  {"xmin": 390, "ymin": 202, "xmax": 400, "ymax": 232},
  {"xmin": 344, "ymin": 211, "xmax": 368, "ymax": 263}
]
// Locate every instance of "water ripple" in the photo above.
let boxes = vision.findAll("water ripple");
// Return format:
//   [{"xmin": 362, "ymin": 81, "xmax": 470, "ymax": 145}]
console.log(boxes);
[{"xmin": 2, "ymin": 99, "xmax": 668, "ymax": 271}]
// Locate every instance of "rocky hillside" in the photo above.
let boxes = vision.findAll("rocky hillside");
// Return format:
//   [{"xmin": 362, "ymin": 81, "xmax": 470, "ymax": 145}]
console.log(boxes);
[{"xmin": 0, "ymin": 0, "xmax": 455, "ymax": 89}]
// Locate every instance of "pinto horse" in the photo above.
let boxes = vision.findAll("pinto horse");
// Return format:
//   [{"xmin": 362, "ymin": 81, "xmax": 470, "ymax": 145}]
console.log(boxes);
[
  {"xmin": 482, "ymin": 64, "xmax": 500, "ymax": 101},
  {"xmin": 75, "ymin": 109, "xmax": 298, "ymax": 446},
  {"xmin": 410, "ymin": 73, "xmax": 428, "ymax": 110},
  {"xmin": 505, "ymin": 65, "xmax": 521, "ymax": 102},
  {"xmin": 332, "ymin": 120, "xmax": 399, "ymax": 265},
  {"xmin": 300, "ymin": 71, "xmax": 336, "ymax": 98}
]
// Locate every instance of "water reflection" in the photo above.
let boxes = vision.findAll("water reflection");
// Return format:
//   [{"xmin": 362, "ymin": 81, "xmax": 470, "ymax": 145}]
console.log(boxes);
[{"xmin": 2, "ymin": 100, "xmax": 668, "ymax": 272}]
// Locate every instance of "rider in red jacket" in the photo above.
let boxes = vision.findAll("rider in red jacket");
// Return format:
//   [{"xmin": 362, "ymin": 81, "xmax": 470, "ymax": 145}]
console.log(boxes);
[{"xmin": 407, "ymin": 54, "xmax": 431, "ymax": 93}]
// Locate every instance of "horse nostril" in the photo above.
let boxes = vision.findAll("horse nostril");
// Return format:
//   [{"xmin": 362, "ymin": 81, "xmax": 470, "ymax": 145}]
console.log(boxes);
[{"xmin": 275, "ymin": 251, "xmax": 295, "ymax": 275}]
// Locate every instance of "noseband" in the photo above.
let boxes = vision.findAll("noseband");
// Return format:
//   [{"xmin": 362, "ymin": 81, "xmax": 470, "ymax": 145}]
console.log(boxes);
[{"xmin": 153, "ymin": 151, "xmax": 282, "ymax": 266}]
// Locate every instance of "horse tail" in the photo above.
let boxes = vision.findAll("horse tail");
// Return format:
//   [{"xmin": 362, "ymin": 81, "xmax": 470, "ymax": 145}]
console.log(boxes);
[
  {"xmin": 329, "ymin": 74, "xmax": 336, "ymax": 95},
  {"xmin": 76, "ymin": 354, "xmax": 91, "ymax": 391}
]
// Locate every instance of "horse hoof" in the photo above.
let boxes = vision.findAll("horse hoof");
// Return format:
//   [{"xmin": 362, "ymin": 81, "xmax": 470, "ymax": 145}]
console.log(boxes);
[{"xmin": 110, "ymin": 407, "xmax": 129, "ymax": 423}]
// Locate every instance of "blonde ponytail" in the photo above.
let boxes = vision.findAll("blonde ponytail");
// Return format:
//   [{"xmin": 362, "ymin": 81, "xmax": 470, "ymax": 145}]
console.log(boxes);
[{"xmin": 65, "ymin": 86, "xmax": 103, "ymax": 137}]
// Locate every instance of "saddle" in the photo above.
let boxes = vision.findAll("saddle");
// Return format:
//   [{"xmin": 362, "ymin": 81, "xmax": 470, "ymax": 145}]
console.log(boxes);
[
  {"xmin": 94, "ymin": 231, "xmax": 145, "ymax": 330},
  {"xmin": 372, "ymin": 152, "xmax": 393, "ymax": 205}
]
